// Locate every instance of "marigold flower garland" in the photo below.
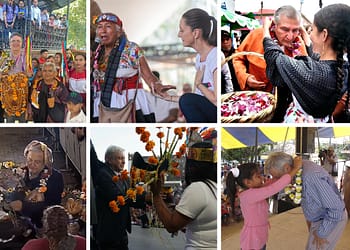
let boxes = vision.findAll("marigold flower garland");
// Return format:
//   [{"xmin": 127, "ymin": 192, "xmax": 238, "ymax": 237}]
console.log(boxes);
[
  {"xmin": 284, "ymin": 168, "xmax": 302, "ymax": 205},
  {"xmin": 108, "ymin": 127, "xmax": 186, "ymax": 213}
]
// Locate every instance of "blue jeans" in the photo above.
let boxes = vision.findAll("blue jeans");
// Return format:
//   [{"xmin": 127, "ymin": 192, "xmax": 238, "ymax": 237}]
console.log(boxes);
[{"xmin": 179, "ymin": 93, "xmax": 217, "ymax": 123}]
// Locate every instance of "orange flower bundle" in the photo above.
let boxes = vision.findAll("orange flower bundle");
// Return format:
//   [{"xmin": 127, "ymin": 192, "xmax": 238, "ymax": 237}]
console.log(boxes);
[{"xmin": 136, "ymin": 127, "xmax": 187, "ymax": 184}]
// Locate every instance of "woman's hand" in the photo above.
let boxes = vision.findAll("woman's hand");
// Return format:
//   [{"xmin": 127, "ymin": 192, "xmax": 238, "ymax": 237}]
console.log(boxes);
[
  {"xmin": 194, "ymin": 65, "xmax": 205, "ymax": 88},
  {"xmin": 293, "ymin": 156, "xmax": 302, "ymax": 171},
  {"xmin": 299, "ymin": 25, "xmax": 311, "ymax": 47},
  {"xmin": 263, "ymin": 17, "xmax": 273, "ymax": 38},
  {"xmin": 150, "ymin": 179, "xmax": 162, "ymax": 197}
]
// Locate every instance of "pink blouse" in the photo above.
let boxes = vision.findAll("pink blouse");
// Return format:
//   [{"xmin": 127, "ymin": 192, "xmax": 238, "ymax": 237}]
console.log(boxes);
[{"xmin": 239, "ymin": 174, "xmax": 291, "ymax": 250}]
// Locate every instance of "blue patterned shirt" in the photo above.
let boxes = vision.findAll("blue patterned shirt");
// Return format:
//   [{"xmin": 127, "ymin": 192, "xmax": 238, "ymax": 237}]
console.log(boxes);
[{"xmin": 301, "ymin": 160, "xmax": 345, "ymax": 238}]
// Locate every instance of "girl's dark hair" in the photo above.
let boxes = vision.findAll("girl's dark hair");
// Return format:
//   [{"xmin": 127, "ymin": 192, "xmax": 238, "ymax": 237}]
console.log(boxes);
[
  {"xmin": 226, "ymin": 163, "xmax": 259, "ymax": 214},
  {"xmin": 182, "ymin": 8, "xmax": 217, "ymax": 46},
  {"xmin": 314, "ymin": 4, "xmax": 350, "ymax": 100},
  {"xmin": 185, "ymin": 142, "xmax": 217, "ymax": 198},
  {"xmin": 43, "ymin": 205, "xmax": 76, "ymax": 250}
]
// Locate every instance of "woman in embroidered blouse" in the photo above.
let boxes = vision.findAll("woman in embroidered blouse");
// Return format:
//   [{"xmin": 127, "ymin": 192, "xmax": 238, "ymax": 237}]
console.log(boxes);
[
  {"xmin": 68, "ymin": 53, "xmax": 87, "ymax": 107},
  {"xmin": 30, "ymin": 62, "xmax": 69, "ymax": 122},
  {"xmin": 162, "ymin": 8, "xmax": 218, "ymax": 123},
  {"xmin": 9, "ymin": 141, "xmax": 64, "ymax": 229},
  {"xmin": 92, "ymin": 13, "xmax": 175, "ymax": 123},
  {"xmin": 263, "ymin": 4, "xmax": 350, "ymax": 123}
]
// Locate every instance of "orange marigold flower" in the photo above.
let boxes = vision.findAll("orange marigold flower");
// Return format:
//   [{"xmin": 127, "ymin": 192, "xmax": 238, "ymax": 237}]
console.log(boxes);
[
  {"xmin": 148, "ymin": 156, "xmax": 159, "ymax": 165},
  {"xmin": 171, "ymin": 168, "xmax": 181, "ymax": 177},
  {"xmin": 112, "ymin": 175, "xmax": 119, "ymax": 182},
  {"xmin": 140, "ymin": 131, "xmax": 151, "ymax": 142},
  {"xmin": 136, "ymin": 186, "xmax": 144, "ymax": 195},
  {"xmin": 121, "ymin": 170, "xmax": 129, "ymax": 180},
  {"xmin": 175, "ymin": 152, "xmax": 182, "ymax": 159},
  {"xmin": 139, "ymin": 169, "xmax": 146, "ymax": 181},
  {"xmin": 145, "ymin": 140, "xmax": 155, "ymax": 152},
  {"xmin": 38, "ymin": 186, "xmax": 47, "ymax": 193},
  {"xmin": 171, "ymin": 161, "xmax": 179, "ymax": 168},
  {"xmin": 127, "ymin": 189, "xmax": 136, "ymax": 200},
  {"xmin": 109, "ymin": 200, "xmax": 117, "ymax": 208},
  {"xmin": 180, "ymin": 143, "xmax": 186, "ymax": 153},
  {"xmin": 117, "ymin": 196, "xmax": 126, "ymax": 206},
  {"xmin": 112, "ymin": 205, "xmax": 120, "ymax": 213},
  {"xmin": 157, "ymin": 131, "xmax": 164, "ymax": 139},
  {"xmin": 136, "ymin": 127, "xmax": 146, "ymax": 134},
  {"xmin": 174, "ymin": 128, "xmax": 182, "ymax": 136}
]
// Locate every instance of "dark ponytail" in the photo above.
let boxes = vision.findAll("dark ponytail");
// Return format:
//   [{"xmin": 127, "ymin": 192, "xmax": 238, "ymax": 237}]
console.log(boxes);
[
  {"xmin": 314, "ymin": 4, "xmax": 350, "ymax": 100},
  {"xmin": 225, "ymin": 163, "xmax": 259, "ymax": 217},
  {"xmin": 182, "ymin": 8, "xmax": 217, "ymax": 46}
]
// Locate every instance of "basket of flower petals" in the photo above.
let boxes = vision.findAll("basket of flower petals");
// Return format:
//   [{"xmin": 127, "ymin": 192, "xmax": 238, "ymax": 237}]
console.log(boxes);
[{"xmin": 221, "ymin": 91, "xmax": 276, "ymax": 123}]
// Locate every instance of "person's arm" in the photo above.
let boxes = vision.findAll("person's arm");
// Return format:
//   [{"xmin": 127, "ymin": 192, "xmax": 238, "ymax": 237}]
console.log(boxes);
[
  {"xmin": 233, "ymin": 29, "xmax": 266, "ymax": 90},
  {"xmin": 139, "ymin": 56, "xmax": 176, "ymax": 97},
  {"xmin": 150, "ymin": 180, "xmax": 192, "ymax": 233},
  {"xmin": 305, "ymin": 174, "xmax": 345, "ymax": 239},
  {"xmin": 195, "ymin": 65, "xmax": 217, "ymax": 105}
]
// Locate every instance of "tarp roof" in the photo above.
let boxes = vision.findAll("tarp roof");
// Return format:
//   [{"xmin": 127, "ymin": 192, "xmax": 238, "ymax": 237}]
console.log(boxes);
[
  {"xmin": 221, "ymin": 9, "xmax": 261, "ymax": 30},
  {"xmin": 222, "ymin": 127, "xmax": 295, "ymax": 149}
]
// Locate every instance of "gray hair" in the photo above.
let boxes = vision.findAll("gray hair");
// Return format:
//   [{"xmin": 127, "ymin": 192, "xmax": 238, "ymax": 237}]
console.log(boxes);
[
  {"xmin": 42, "ymin": 61, "xmax": 56, "ymax": 71},
  {"xmin": 274, "ymin": 5, "xmax": 301, "ymax": 24},
  {"xmin": 265, "ymin": 152, "xmax": 293, "ymax": 172},
  {"xmin": 105, "ymin": 145, "xmax": 125, "ymax": 162}
]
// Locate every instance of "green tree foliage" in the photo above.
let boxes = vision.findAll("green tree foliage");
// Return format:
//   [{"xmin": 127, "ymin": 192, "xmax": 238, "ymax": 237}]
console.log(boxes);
[
  {"xmin": 55, "ymin": 0, "xmax": 86, "ymax": 50},
  {"xmin": 222, "ymin": 145, "xmax": 270, "ymax": 164}
]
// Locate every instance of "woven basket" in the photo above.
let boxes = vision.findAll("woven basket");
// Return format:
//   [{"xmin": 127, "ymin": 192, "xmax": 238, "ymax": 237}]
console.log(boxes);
[{"xmin": 221, "ymin": 91, "xmax": 276, "ymax": 123}]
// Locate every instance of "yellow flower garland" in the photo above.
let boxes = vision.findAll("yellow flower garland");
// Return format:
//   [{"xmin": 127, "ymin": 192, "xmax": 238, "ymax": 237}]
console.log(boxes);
[{"xmin": 284, "ymin": 169, "xmax": 302, "ymax": 204}]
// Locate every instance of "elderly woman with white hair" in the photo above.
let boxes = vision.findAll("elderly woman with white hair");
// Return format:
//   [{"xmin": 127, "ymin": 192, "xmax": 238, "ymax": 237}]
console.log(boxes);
[
  {"xmin": 92, "ymin": 12, "xmax": 175, "ymax": 123},
  {"xmin": 9, "ymin": 140, "xmax": 64, "ymax": 229}
]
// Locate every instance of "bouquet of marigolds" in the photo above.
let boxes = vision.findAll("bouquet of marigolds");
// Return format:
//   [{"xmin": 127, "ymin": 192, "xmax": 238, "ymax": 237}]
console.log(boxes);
[{"xmin": 108, "ymin": 127, "xmax": 186, "ymax": 213}]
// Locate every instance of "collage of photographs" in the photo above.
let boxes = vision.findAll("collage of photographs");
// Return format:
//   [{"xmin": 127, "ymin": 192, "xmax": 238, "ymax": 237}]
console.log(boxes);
[{"xmin": 0, "ymin": 0, "xmax": 349, "ymax": 249}]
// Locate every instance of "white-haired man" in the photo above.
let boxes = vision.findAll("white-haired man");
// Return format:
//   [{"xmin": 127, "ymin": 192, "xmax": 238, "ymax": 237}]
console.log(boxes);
[{"xmin": 265, "ymin": 152, "xmax": 347, "ymax": 250}]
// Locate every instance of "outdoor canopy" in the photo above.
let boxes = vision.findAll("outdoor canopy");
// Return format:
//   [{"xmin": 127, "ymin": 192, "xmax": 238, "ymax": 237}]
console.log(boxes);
[
  {"xmin": 317, "ymin": 127, "xmax": 350, "ymax": 138},
  {"xmin": 221, "ymin": 9, "xmax": 261, "ymax": 30},
  {"xmin": 221, "ymin": 127, "xmax": 295, "ymax": 149}
]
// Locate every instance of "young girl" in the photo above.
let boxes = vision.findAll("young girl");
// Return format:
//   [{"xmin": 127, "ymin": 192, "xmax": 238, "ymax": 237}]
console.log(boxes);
[{"xmin": 226, "ymin": 157, "xmax": 302, "ymax": 250}]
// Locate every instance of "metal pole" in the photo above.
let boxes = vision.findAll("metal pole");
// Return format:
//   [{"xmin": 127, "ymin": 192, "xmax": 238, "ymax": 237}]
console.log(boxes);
[{"xmin": 65, "ymin": 0, "xmax": 70, "ymax": 42}]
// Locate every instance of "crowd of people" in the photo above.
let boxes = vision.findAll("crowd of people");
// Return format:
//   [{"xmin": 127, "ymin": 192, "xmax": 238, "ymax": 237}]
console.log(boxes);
[
  {"xmin": 0, "ymin": 0, "xmax": 68, "ymax": 46},
  {"xmin": 0, "ymin": 31, "xmax": 86, "ymax": 123}
]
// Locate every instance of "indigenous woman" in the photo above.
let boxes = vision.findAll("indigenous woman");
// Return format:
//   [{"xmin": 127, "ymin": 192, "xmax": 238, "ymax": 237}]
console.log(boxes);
[
  {"xmin": 9, "ymin": 141, "xmax": 64, "ymax": 229},
  {"xmin": 68, "ymin": 53, "xmax": 87, "ymax": 107},
  {"xmin": 263, "ymin": 4, "xmax": 350, "ymax": 123},
  {"xmin": 30, "ymin": 62, "xmax": 69, "ymax": 122},
  {"xmin": 92, "ymin": 13, "xmax": 175, "ymax": 123}
]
